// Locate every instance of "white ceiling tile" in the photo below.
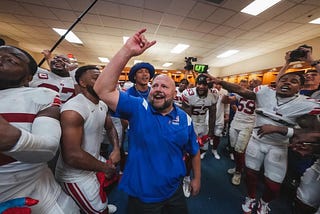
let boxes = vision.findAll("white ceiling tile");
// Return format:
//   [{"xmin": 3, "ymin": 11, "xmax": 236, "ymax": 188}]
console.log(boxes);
[
  {"xmin": 207, "ymin": 8, "xmax": 236, "ymax": 24},
  {"xmin": 253, "ymin": 20, "xmax": 285, "ymax": 32},
  {"xmin": 161, "ymin": 14, "xmax": 185, "ymax": 27},
  {"xmin": 20, "ymin": 3, "xmax": 57, "ymax": 19},
  {"xmin": 210, "ymin": 25, "xmax": 234, "ymax": 36},
  {"xmin": 165, "ymin": 0, "xmax": 195, "ymax": 16},
  {"xmin": 179, "ymin": 18, "xmax": 203, "ymax": 30},
  {"xmin": 50, "ymin": 8, "xmax": 77, "ymax": 22},
  {"xmin": 119, "ymin": 5, "xmax": 142, "ymax": 20},
  {"xmin": 0, "ymin": 0, "xmax": 29, "ymax": 15},
  {"xmin": 142, "ymin": 9, "xmax": 164, "ymax": 24},
  {"xmin": 224, "ymin": 13, "xmax": 251, "ymax": 28},
  {"xmin": 188, "ymin": 2, "xmax": 217, "ymax": 20},
  {"xmin": 195, "ymin": 21, "xmax": 219, "ymax": 33}
]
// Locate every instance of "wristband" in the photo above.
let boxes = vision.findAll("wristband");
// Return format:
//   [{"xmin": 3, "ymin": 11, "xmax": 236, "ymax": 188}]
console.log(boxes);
[{"xmin": 286, "ymin": 127, "xmax": 294, "ymax": 138}]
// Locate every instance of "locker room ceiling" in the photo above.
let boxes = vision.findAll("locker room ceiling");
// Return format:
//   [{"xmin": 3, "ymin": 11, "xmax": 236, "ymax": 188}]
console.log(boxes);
[{"xmin": 1, "ymin": 0, "xmax": 320, "ymax": 72}]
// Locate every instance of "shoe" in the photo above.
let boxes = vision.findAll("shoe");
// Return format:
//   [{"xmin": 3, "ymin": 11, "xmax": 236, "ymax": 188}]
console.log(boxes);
[
  {"xmin": 256, "ymin": 199, "xmax": 271, "ymax": 214},
  {"xmin": 227, "ymin": 168, "xmax": 236, "ymax": 174},
  {"xmin": 242, "ymin": 197, "xmax": 256, "ymax": 214},
  {"xmin": 231, "ymin": 172, "xmax": 241, "ymax": 185},
  {"xmin": 212, "ymin": 149, "xmax": 220, "ymax": 159},
  {"xmin": 182, "ymin": 176, "xmax": 191, "ymax": 197},
  {"xmin": 209, "ymin": 139, "xmax": 213, "ymax": 146},
  {"xmin": 200, "ymin": 153, "xmax": 206, "ymax": 160},
  {"xmin": 230, "ymin": 153, "xmax": 234, "ymax": 160},
  {"xmin": 108, "ymin": 204, "xmax": 117, "ymax": 214}
]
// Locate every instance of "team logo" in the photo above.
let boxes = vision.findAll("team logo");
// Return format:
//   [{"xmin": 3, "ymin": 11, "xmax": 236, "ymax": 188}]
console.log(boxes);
[{"xmin": 38, "ymin": 73, "xmax": 48, "ymax": 79}]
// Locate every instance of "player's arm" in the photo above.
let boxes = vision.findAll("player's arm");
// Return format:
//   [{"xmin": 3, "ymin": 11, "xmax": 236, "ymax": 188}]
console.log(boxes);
[
  {"xmin": 276, "ymin": 51, "xmax": 291, "ymax": 83},
  {"xmin": 1, "ymin": 106, "xmax": 61, "ymax": 163},
  {"xmin": 181, "ymin": 100, "xmax": 192, "ymax": 116},
  {"xmin": 204, "ymin": 74, "xmax": 256, "ymax": 100},
  {"xmin": 105, "ymin": 112, "xmax": 120, "ymax": 165},
  {"xmin": 60, "ymin": 110, "xmax": 115, "ymax": 174},
  {"xmin": 221, "ymin": 94, "xmax": 236, "ymax": 104},
  {"xmin": 190, "ymin": 150, "xmax": 201, "ymax": 196},
  {"xmin": 94, "ymin": 29, "xmax": 156, "ymax": 112}
]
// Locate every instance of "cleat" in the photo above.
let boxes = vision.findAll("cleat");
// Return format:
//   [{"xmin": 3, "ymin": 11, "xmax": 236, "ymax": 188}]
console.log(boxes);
[
  {"xmin": 242, "ymin": 197, "xmax": 256, "ymax": 214},
  {"xmin": 256, "ymin": 199, "xmax": 271, "ymax": 214},
  {"xmin": 108, "ymin": 204, "xmax": 117, "ymax": 214},
  {"xmin": 182, "ymin": 176, "xmax": 191, "ymax": 197},
  {"xmin": 211, "ymin": 149, "xmax": 220, "ymax": 159},
  {"xmin": 200, "ymin": 153, "xmax": 206, "ymax": 160},
  {"xmin": 227, "ymin": 168, "xmax": 236, "ymax": 174},
  {"xmin": 231, "ymin": 172, "xmax": 241, "ymax": 186}
]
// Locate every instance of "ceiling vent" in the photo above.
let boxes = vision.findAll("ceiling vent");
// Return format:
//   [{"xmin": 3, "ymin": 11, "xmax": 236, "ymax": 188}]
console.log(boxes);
[{"xmin": 204, "ymin": 0, "xmax": 224, "ymax": 4}]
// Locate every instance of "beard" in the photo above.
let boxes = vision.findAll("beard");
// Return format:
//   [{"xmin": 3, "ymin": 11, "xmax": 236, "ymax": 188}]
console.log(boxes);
[
  {"xmin": 148, "ymin": 95, "xmax": 173, "ymax": 112},
  {"xmin": 87, "ymin": 85, "xmax": 100, "ymax": 100}
]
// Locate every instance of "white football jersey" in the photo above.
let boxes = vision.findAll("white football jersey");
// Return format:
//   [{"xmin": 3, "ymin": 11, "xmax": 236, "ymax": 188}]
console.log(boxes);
[
  {"xmin": 252, "ymin": 85, "xmax": 320, "ymax": 145},
  {"xmin": 55, "ymin": 94, "xmax": 108, "ymax": 183},
  {"xmin": 174, "ymin": 87, "xmax": 184, "ymax": 107},
  {"xmin": 211, "ymin": 88, "xmax": 230, "ymax": 126},
  {"xmin": 0, "ymin": 87, "xmax": 62, "ymax": 210},
  {"xmin": 182, "ymin": 87, "xmax": 218, "ymax": 124},
  {"xmin": 230, "ymin": 94, "xmax": 256, "ymax": 129},
  {"xmin": 29, "ymin": 68, "xmax": 76, "ymax": 103}
]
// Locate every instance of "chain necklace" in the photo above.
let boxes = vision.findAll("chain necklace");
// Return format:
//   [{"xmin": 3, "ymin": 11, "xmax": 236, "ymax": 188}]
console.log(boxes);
[{"xmin": 135, "ymin": 86, "xmax": 150, "ymax": 99}]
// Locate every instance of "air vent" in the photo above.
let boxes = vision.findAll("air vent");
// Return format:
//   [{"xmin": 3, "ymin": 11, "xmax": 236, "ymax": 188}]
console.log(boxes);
[{"xmin": 205, "ymin": 0, "xmax": 224, "ymax": 4}]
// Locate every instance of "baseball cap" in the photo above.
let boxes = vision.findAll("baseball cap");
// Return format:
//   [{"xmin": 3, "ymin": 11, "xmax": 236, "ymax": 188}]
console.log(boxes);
[{"xmin": 128, "ymin": 62, "xmax": 155, "ymax": 83}]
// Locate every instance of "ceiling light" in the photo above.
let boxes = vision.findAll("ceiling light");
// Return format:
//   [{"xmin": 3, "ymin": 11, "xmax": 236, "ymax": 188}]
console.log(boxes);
[
  {"xmin": 52, "ymin": 28, "xmax": 83, "ymax": 44},
  {"xmin": 241, "ymin": 0, "xmax": 281, "ymax": 16},
  {"xmin": 309, "ymin": 17, "xmax": 320, "ymax": 24},
  {"xmin": 123, "ymin": 36, "xmax": 129, "ymax": 44},
  {"xmin": 134, "ymin": 60, "xmax": 142, "ymax": 64},
  {"xmin": 162, "ymin": 62, "xmax": 173, "ymax": 67},
  {"xmin": 98, "ymin": 57, "xmax": 110, "ymax": 63},
  {"xmin": 170, "ymin": 44, "xmax": 190, "ymax": 54},
  {"xmin": 217, "ymin": 50, "xmax": 239, "ymax": 58}
]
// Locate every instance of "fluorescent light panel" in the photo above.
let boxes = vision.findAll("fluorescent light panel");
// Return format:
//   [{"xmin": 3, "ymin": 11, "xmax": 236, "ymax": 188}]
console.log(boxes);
[
  {"xmin": 53, "ymin": 28, "xmax": 83, "ymax": 44},
  {"xmin": 98, "ymin": 57, "xmax": 110, "ymax": 63},
  {"xmin": 217, "ymin": 50, "xmax": 239, "ymax": 58},
  {"xmin": 170, "ymin": 44, "xmax": 190, "ymax": 54},
  {"xmin": 241, "ymin": 0, "xmax": 282, "ymax": 16},
  {"xmin": 162, "ymin": 62, "xmax": 173, "ymax": 67},
  {"xmin": 309, "ymin": 18, "xmax": 320, "ymax": 24}
]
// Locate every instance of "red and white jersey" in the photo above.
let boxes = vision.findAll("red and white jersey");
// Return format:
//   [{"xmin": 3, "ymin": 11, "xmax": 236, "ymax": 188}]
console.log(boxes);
[
  {"xmin": 29, "ymin": 68, "xmax": 76, "ymax": 103},
  {"xmin": 174, "ymin": 87, "xmax": 185, "ymax": 107},
  {"xmin": 182, "ymin": 87, "xmax": 218, "ymax": 124},
  {"xmin": 253, "ymin": 85, "xmax": 320, "ymax": 145},
  {"xmin": 0, "ymin": 87, "xmax": 62, "ymax": 210},
  {"xmin": 231, "ymin": 94, "xmax": 256, "ymax": 129},
  {"xmin": 55, "ymin": 94, "xmax": 108, "ymax": 183},
  {"xmin": 211, "ymin": 88, "xmax": 230, "ymax": 126}
]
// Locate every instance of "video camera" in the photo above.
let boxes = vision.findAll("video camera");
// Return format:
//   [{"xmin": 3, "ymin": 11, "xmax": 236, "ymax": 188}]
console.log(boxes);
[
  {"xmin": 289, "ymin": 44, "xmax": 312, "ymax": 62},
  {"xmin": 184, "ymin": 57, "xmax": 197, "ymax": 71}
]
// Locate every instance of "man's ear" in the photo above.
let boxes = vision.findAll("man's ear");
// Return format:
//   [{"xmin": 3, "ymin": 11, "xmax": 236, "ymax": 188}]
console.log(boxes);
[{"xmin": 79, "ymin": 79, "xmax": 86, "ymax": 88}]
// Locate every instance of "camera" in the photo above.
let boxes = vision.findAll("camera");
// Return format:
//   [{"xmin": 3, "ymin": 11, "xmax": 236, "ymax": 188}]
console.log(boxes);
[
  {"xmin": 289, "ymin": 44, "xmax": 312, "ymax": 62},
  {"xmin": 184, "ymin": 57, "xmax": 197, "ymax": 71}
]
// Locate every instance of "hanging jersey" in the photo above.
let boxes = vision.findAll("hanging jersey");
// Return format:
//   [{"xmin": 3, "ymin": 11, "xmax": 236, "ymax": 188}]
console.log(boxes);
[
  {"xmin": 55, "ymin": 94, "xmax": 108, "ymax": 183},
  {"xmin": 252, "ymin": 85, "xmax": 320, "ymax": 145},
  {"xmin": 29, "ymin": 68, "xmax": 76, "ymax": 103}
]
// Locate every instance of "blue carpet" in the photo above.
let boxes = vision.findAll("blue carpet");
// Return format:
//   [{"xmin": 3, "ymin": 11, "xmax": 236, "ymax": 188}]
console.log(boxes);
[{"xmin": 108, "ymin": 137, "xmax": 293, "ymax": 214}]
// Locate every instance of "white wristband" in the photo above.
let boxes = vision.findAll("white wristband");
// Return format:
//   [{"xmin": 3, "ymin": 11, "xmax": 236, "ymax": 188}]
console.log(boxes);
[{"xmin": 286, "ymin": 127, "xmax": 294, "ymax": 138}]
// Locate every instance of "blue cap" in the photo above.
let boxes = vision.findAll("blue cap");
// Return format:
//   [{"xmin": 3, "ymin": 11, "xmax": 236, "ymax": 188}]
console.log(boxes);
[{"xmin": 128, "ymin": 62, "xmax": 155, "ymax": 83}]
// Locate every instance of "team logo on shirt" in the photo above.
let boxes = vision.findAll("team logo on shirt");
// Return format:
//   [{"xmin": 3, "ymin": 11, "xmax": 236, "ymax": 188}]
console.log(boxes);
[
  {"xmin": 38, "ymin": 73, "xmax": 48, "ymax": 79},
  {"xmin": 172, "ymin": 116, "xmax": 180, "ymax": 125}
]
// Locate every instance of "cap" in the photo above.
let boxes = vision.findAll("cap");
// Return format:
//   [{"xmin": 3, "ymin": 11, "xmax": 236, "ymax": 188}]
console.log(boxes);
[
  {"xmin": 196, "ymin": 74, "xmax": 208, "ymax": 85},
  {"xmin": 128, "ymin": 62, "xmax": 155, "ymax": 83}
]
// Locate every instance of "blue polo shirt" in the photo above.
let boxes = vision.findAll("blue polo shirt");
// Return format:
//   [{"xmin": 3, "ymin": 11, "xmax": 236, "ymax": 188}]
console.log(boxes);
[{"xmin": 116, "ymin": 92, "xmax": 199, "ymax": 203}]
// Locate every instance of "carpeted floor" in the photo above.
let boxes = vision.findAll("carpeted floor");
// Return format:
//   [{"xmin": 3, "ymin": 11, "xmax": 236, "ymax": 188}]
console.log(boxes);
[{"xmin": 108, "ymin": 137, "xmax": 294, "ymax": 214}]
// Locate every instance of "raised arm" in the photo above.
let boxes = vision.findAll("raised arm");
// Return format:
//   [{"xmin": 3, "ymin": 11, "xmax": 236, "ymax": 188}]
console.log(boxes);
[
  {"xmin": 204, "ymin": 74, "xmax": 256, "ymax": 100},
  {"xmin": 94, "ymin": 29, "xmax": 156, "ymax": 111}
]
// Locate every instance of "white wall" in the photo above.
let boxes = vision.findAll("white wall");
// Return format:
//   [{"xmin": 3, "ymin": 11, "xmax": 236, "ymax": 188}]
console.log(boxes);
[{"xmin": 212, "ymin": 36, "xmax": 320, "ymax": 77}]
